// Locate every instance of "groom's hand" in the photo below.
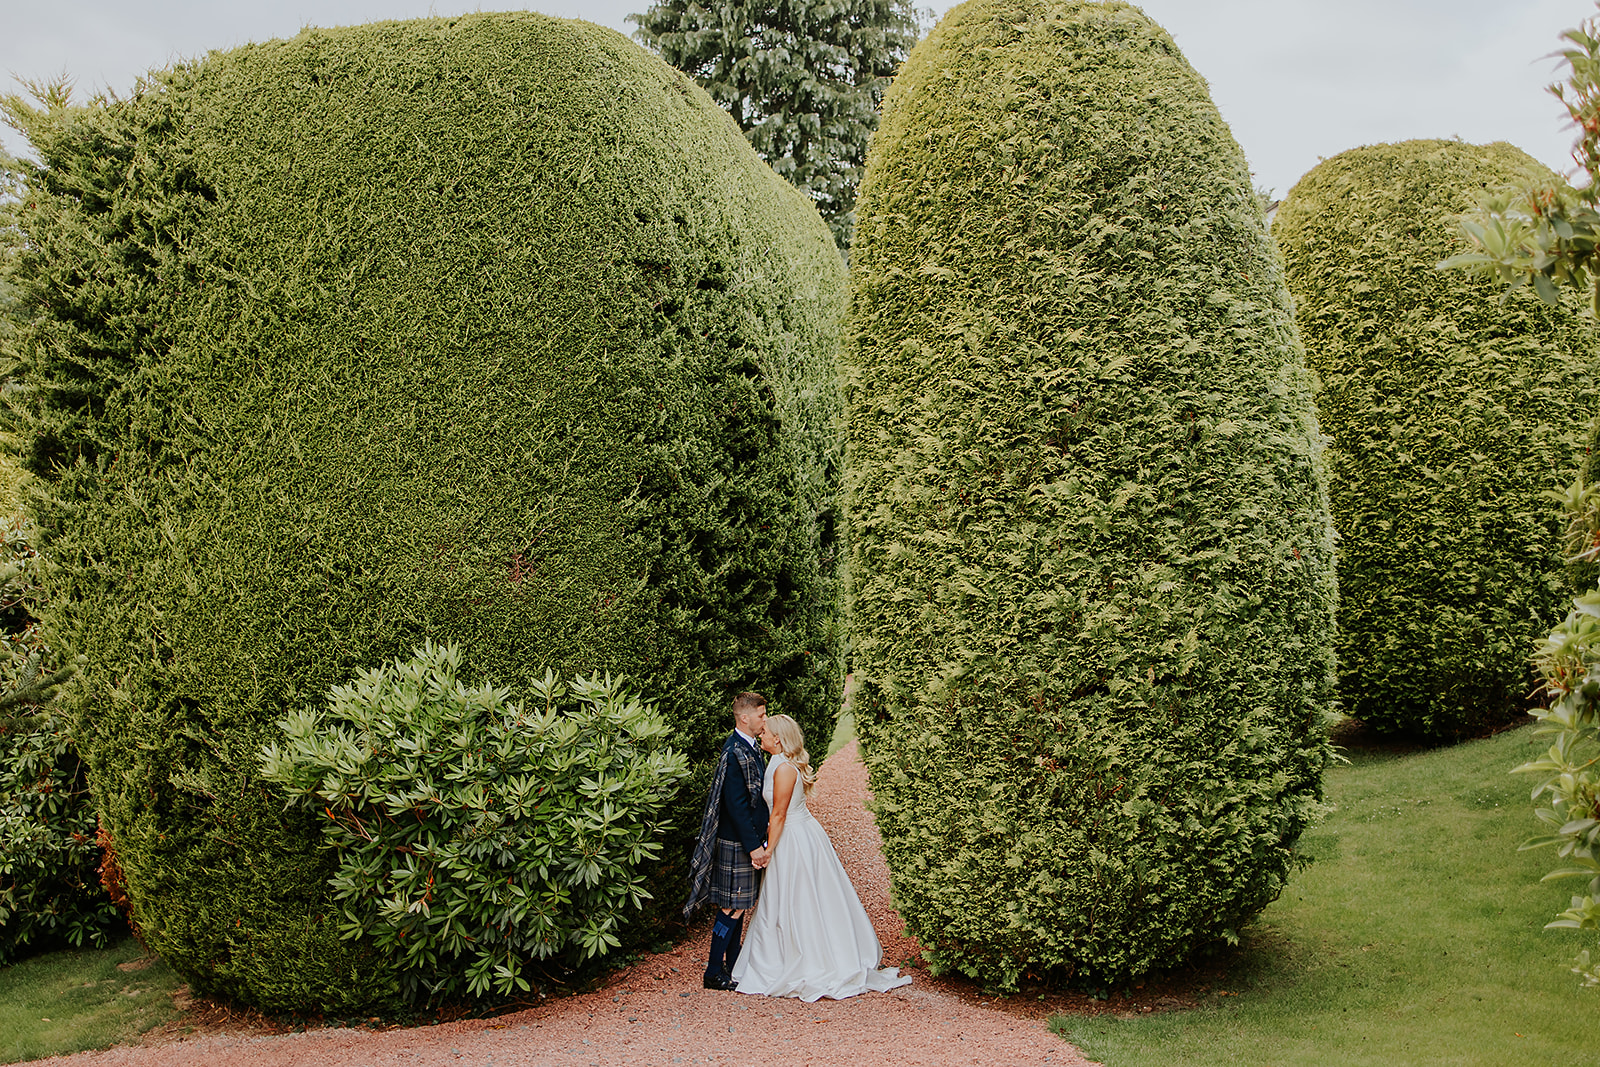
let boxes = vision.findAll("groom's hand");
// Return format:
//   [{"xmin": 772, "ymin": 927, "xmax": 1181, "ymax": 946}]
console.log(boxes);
[{"xmin": 750, "ymin": 846, "xmax": 770, "ymax": 868}]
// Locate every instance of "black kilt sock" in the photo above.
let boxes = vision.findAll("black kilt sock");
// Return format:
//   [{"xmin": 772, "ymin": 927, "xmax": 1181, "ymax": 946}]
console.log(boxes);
[
  {"xmin": 707, "ymin": 910, "xmax": 739, "ymax": 978},
  {"xmin": 723, "ymin": 912, "xmax": 746, "ymax": 972}
]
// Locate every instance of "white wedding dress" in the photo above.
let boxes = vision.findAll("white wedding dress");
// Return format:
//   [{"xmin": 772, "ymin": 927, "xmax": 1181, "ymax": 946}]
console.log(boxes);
[{"xmin": 730, "ymin": 753, "xmax": 912, "ymax": 1001}]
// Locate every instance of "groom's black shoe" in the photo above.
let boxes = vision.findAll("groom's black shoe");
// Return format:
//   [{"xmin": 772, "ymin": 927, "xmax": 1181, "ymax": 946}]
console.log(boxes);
[{"xmin": 702, "ymin": 971, "xmax": 737, "ymax": 991}]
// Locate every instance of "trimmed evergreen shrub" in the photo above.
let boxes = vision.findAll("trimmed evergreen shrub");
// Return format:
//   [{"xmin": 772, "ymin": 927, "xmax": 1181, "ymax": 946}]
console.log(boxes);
[
  {"xmin": 1275, "ymin": 140, "xmax": 1600, "ymax": 738},
  {"xmin": 844, "ymin": 0, "xmax": 1338, "ymax": 987},
  {"xmin": 1, "ymin": 12, "xmax": 845, "ymax": 1011}
]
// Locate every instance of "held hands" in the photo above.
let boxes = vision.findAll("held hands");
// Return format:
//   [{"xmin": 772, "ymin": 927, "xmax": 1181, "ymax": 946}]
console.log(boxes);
[{"xmin": 750, "ymin": 845, "xmax": 770, "ymax": 869}]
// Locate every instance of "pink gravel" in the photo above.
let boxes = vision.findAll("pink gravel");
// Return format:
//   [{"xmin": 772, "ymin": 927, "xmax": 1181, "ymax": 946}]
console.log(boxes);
[{"xmin": 30, "ymin": 742, "xmax": 1096, "ymax": 1067}]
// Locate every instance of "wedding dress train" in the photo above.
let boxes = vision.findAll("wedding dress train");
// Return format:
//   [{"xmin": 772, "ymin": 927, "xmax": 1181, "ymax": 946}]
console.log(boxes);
[{"xmin": 730, "ymin": 753, "xmax": 912, "ymax": 1001}]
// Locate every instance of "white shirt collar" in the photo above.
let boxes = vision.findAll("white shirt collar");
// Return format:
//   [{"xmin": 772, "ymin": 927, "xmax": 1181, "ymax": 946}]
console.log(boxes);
[{"xmin": 734, "ymin": 727, "xmax": 758, "ymax": 748}]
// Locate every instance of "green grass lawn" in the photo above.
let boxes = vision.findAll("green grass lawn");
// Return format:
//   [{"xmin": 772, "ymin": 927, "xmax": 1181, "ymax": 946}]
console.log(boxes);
[
  {"xmin": 826, "ymin": 673, "xmax": 858, "ymax": 758},
  {"xmin": 1055, "ymin": 724, "xmax": 1592, "ymax": 1067},
  {"xmin": 0, "ymin": 937, "xmax": 182, "ymax": 1065},
  {"xmin": 826, "ymin": 709, "xmax": 856, "ymax": 758}
]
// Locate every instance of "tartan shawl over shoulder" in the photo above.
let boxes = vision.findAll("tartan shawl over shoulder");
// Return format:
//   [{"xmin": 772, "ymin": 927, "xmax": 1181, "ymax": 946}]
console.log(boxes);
[{"xmin": 684, "ymin": 732, "xmax": 766, "ymax": 919}]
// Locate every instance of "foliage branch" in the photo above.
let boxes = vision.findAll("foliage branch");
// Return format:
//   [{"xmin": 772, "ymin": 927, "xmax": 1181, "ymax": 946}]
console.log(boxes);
[
  {"xmin": 1441, "ymin": 3, "xmax": 1600, "ymax": 312},
  {"xmin": 260, "ymin": 641, "xmax": 689, "ymax": 1003},
  {"xmin": 1518, "ymin": 592, "xmax": 1600, "ymax": 986}
]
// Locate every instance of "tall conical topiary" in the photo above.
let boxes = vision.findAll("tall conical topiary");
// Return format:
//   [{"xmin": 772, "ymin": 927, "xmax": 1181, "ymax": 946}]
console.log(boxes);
[
  {"xmin": 1275, "ymin": 140, "xmax": 1600, "ymax": 739},
  {"xmin": 2, "ymin": 13, "xmax": 845, "ymax": 1011},
  {"xmin": 845, "ymin": 0, "xmax": 1337, "ymax": 987}
]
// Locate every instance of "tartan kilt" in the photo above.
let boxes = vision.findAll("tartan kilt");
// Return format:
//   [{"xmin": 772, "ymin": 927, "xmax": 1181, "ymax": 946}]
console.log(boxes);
[{"xmin": 710, "ymin": 838, "xmax": 761, "ymax": 910}]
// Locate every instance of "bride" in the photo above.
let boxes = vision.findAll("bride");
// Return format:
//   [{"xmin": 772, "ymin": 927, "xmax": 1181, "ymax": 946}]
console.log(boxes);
[{"xmin": 729, "ymin": 713, "xmax": 912, "ymax": 1001}]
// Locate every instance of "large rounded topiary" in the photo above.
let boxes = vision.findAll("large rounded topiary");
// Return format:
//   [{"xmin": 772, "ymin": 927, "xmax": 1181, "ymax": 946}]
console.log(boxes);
[
  {"xmin": 845, "ymin": 0, "xmax": 1337, "ymax": 987},
  {"xmin": 3, "ymin": 13, "xmax": 844, "ymax": 1010},
  {"xmin": 1275, "ymin": 140, "xmax": 1600, "ymax": 739}
]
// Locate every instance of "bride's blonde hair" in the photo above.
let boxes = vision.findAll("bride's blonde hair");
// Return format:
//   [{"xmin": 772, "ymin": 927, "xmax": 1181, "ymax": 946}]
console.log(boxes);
[{"xmin": 767, "ymin": 714, "xmax": 817, "ymax": 795}]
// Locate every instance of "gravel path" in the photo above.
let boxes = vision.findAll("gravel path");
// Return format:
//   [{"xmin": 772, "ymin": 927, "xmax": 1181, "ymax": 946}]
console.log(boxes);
[{"xmin": 33, "ymin": 742, "xmax": 1095, "ymax": 1067}]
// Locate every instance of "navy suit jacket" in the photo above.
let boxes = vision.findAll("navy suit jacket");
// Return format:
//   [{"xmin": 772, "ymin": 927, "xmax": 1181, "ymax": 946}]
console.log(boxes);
[{"xmin": 715, "ymin": 731, "xmax": 769, "ymax": 855}]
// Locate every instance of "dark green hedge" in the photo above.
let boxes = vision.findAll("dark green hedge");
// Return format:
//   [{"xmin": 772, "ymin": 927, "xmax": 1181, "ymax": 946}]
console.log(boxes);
[
  {"xmin": 2, "ymin": 12, "xmax": 845, "ymax": 1011},
  {"xmin": 0, "ymin": 520, "xmax": 117, "ymax": 965},
  {"xmin": 845, "ymin": 0, "xmax": 1337, "ymax": 987},
  {"xmin": 1275, "ymin": 140, "xmax": 1600, "ymax": 738},
  {"xmin": 0, "ymin": 710, "xmax": 117, "ymax": 965}
]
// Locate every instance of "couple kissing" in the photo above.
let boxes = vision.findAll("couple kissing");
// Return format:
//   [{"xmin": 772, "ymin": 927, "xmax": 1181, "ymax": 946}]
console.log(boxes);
[{"xmin": 684, "ymin": 691, "xmax": 912, "ymax": 1001}]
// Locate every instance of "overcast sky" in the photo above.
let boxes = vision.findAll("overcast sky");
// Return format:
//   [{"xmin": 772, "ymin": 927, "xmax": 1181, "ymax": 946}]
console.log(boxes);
[{"xmin": 1, "ymin": 0, "xmax": 1593, "ymax": 198}]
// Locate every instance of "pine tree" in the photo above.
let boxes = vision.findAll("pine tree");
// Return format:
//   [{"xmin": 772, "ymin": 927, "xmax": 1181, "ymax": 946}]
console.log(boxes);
[{"xmin": 631, "ymin": 0, "xmax": 917, "ymax": 250}]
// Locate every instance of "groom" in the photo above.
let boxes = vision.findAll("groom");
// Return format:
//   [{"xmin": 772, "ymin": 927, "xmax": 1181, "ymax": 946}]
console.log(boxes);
[{"xmin": 685, "ymin": 691, "xmax": 770, "ymax": 991}]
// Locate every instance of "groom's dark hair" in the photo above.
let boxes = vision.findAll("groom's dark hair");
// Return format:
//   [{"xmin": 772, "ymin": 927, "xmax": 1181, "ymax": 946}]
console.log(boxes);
[{"xmin": 732, "ymin": 691, "xmax": 766, "ymax": 717}]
